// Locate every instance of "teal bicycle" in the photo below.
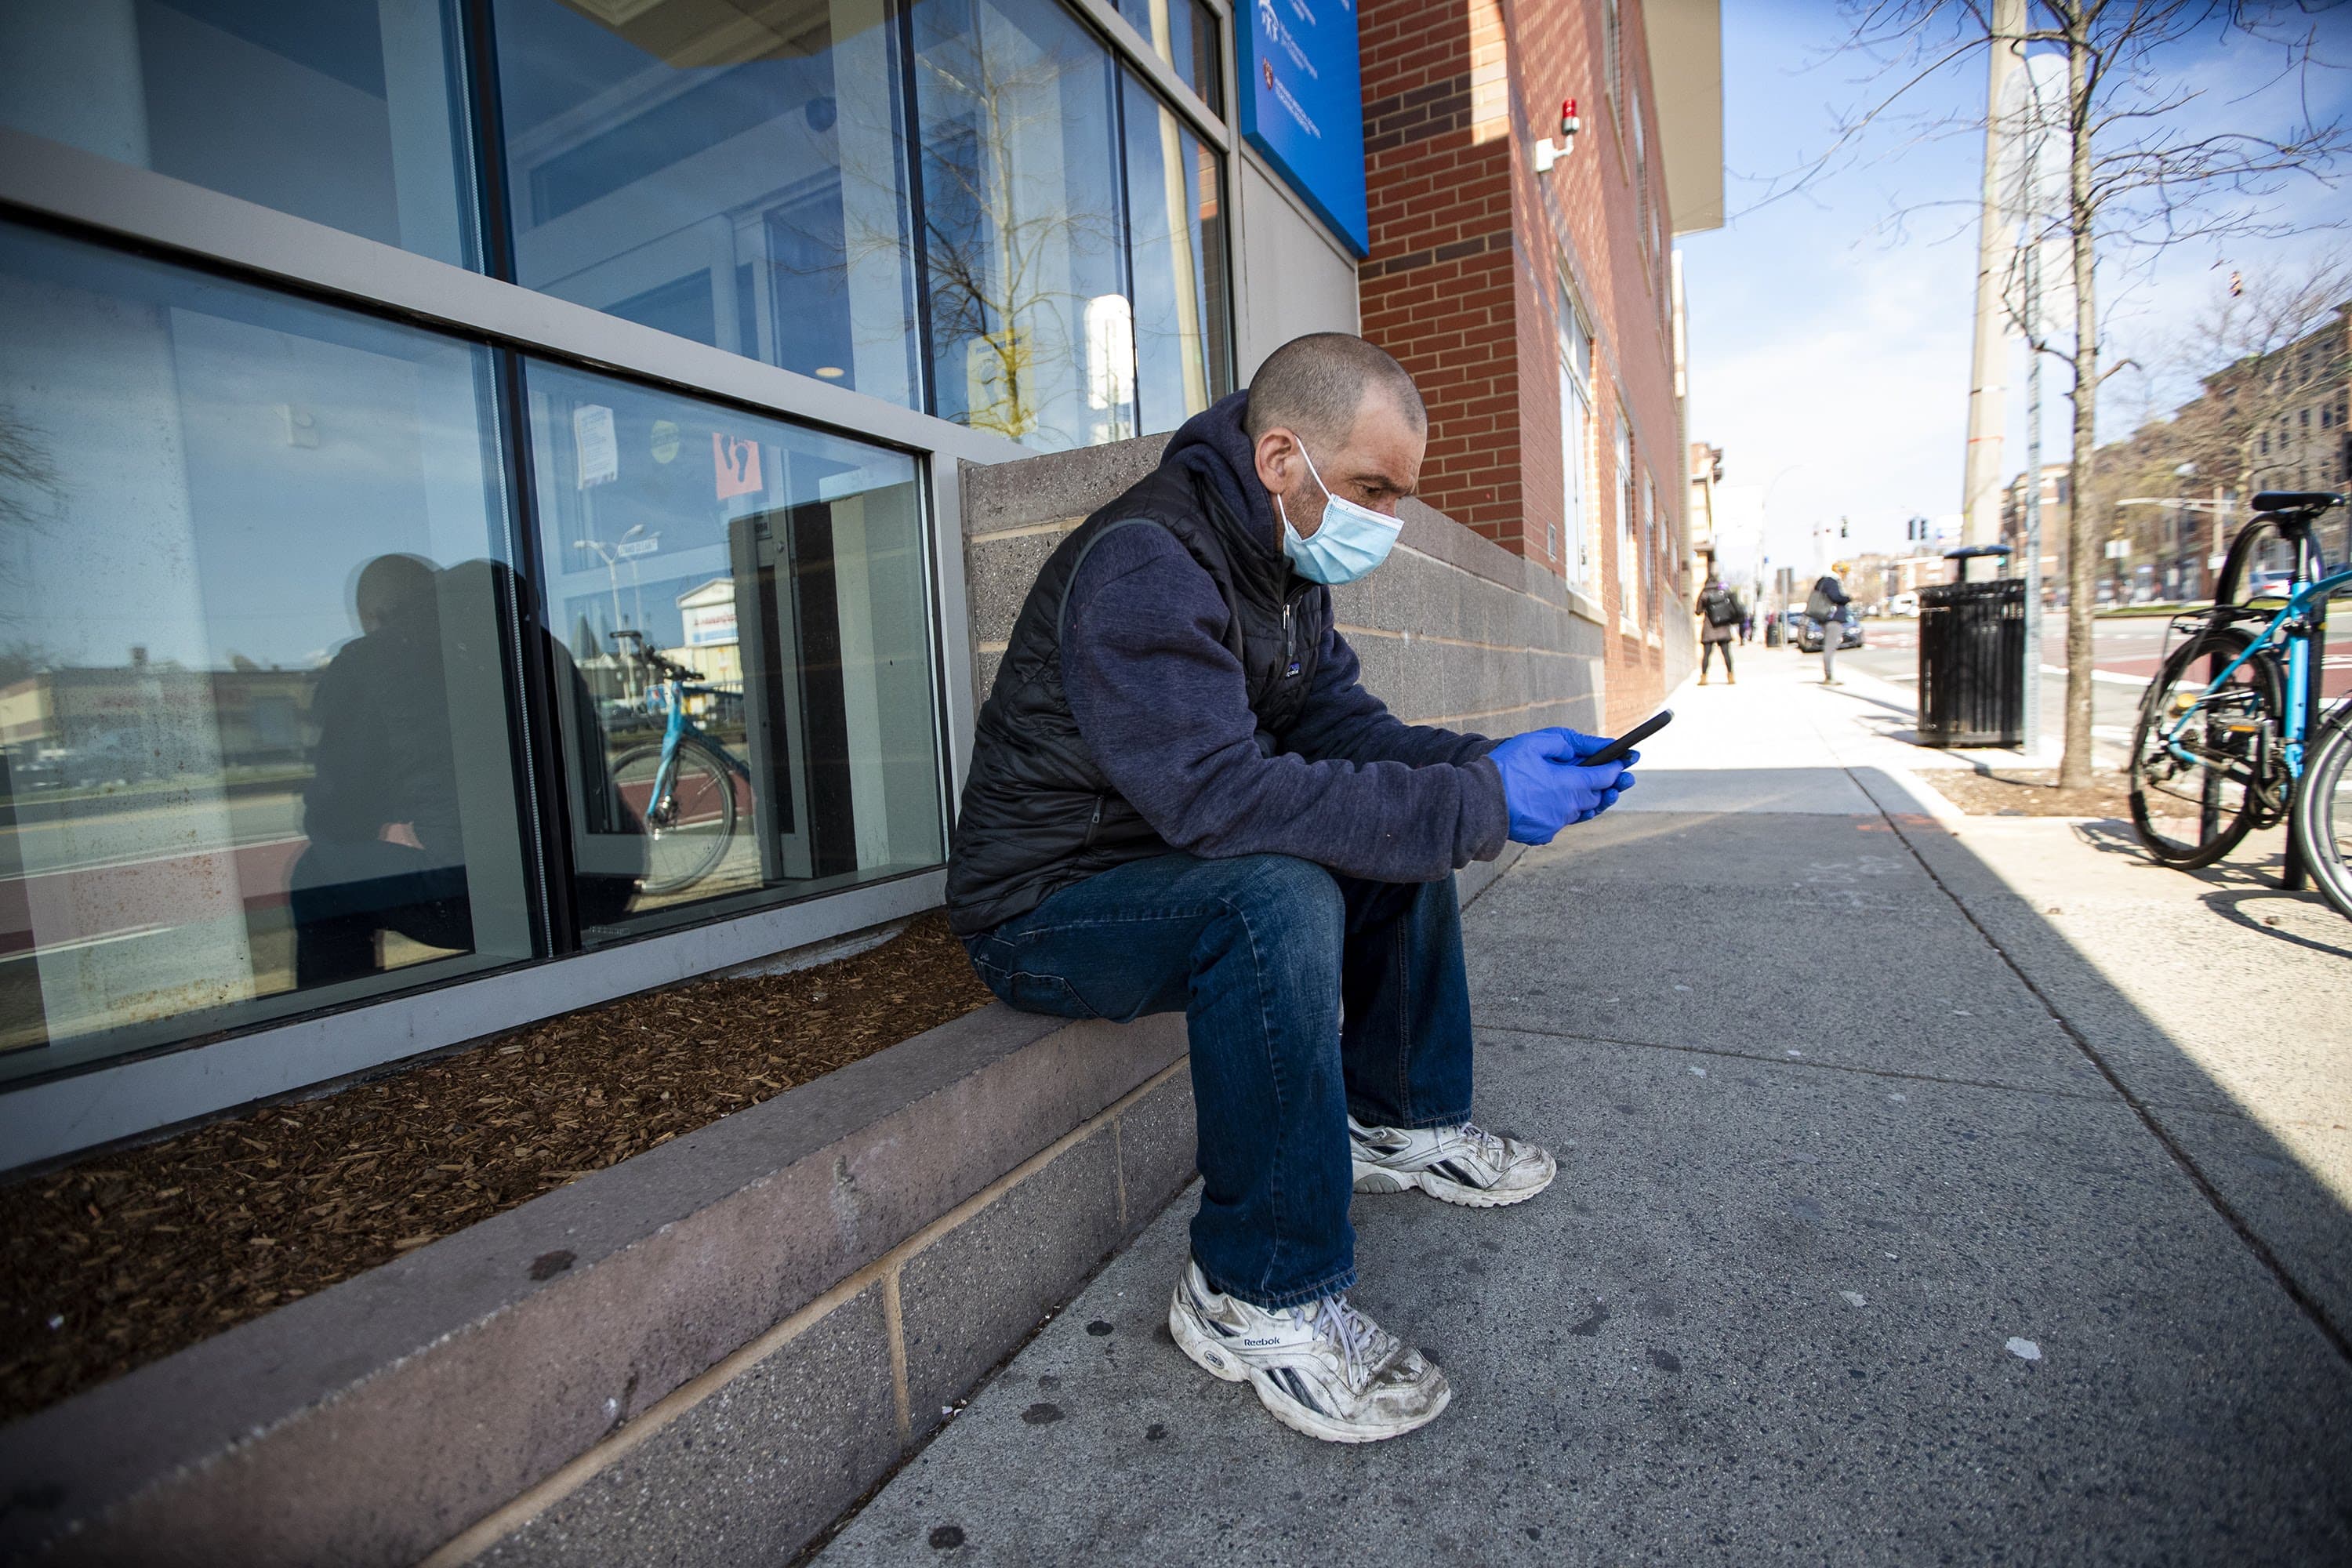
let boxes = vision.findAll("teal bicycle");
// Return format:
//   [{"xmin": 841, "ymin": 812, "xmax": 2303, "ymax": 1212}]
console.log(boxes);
[
  {"xmin": 2128, "ymin": 491, "xmax": 2352, "ymax": 920},
  {"xmin": 607, "ymin": 630, "xmax": 750, "ymax": 895}
]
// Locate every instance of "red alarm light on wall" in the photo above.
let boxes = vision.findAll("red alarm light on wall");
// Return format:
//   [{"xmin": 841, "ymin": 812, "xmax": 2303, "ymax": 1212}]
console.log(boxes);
[{"xmin": 1535, "ymin": 98, "xmax": 1581, "ymax": 173}]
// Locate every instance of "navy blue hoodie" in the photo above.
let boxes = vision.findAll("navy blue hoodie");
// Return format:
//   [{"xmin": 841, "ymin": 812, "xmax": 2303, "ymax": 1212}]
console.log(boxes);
[{"xmin": 1058, "ymin": 392, "xmax": 1508, "ymax": 883}]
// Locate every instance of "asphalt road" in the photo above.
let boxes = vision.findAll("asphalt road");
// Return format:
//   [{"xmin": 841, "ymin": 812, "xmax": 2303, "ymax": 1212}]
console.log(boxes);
[{"xmin": 1830, "ymin": 612, "xmax": 2352, "ymax": 766}]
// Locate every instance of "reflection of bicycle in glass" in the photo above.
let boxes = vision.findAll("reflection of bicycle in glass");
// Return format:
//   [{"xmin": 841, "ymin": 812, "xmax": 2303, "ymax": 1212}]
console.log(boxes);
[
  {"xmin": 2127, "ymin": 491, "xmax": 2352, "ymax": 920},
  {"xmin": 607, "ymin": 630, "xmax": 750, "ymax": 895}
]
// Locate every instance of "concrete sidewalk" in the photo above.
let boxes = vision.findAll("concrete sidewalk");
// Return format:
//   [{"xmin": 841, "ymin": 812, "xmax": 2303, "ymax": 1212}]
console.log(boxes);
[{"xmin": 816, "ymin": 644, "xmax": 2352, "ymax": 1565}]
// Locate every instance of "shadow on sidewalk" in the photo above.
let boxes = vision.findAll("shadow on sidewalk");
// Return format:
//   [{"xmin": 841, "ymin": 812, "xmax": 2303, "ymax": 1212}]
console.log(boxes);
[{"xmin": 1846, "ymin": 767, "xmax": 2350, "ymax": 1343}]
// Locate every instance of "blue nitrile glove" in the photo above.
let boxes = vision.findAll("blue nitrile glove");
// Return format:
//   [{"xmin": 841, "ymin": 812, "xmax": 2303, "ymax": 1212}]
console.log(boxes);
[{"xmin": 1487, "ymin": 728, "xmax": 1637, "ymax": 844}]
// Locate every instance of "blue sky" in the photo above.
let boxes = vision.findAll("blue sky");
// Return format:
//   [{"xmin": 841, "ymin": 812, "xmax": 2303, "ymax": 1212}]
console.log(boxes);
[{"xmin": 1681, "ymin": 2, "xmax": 2352, "ymax": 574}]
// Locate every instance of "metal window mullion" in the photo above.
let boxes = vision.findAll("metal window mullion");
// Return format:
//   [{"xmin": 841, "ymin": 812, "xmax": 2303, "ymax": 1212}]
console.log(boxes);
[
  {"xmin": 459, "ymin": 0, "xmax": 514, "ymax": 282},
  {"xmin": 1109, "ymin": 60, "xmax": 1142, "ymax": 436},
  {"xmin": 493, "ymin": 348, "xmax": 583, "ymax": 958},
  {"xmin": 1060, "ymin": 0, "xmax": 1231, "ymax": 153},
  {"xmin": 894, "ymin": 0, "xmax": 939, "ymax": 419}
]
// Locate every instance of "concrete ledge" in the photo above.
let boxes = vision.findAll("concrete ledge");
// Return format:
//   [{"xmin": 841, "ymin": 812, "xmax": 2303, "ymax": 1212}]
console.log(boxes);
[
  {"xmin": 441, "ymin": 1064, "xmax": 1196, "ymax": 1568},
  {"xmin": 0, "ymin": 1004, "xmax": 1189, "ymax": 1567}
]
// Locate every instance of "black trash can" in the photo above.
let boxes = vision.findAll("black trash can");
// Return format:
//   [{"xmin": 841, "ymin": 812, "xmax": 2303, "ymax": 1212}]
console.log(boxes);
[{"xmin": 1917, "ymin": 549, "xmax": 2025, "ymax": 747}]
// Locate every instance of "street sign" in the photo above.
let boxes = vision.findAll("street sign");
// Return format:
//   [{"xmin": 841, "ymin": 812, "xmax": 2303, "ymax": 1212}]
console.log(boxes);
[{"xmin": 1239, "ymin": 0, "xmax": 1369, "ymax": 256}]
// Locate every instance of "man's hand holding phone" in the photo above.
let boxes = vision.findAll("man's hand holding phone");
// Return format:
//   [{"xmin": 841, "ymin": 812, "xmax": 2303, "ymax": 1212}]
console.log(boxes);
[{"xmin": 1488, "ymin": 726, "xmax": 1641, "ymax": 845}]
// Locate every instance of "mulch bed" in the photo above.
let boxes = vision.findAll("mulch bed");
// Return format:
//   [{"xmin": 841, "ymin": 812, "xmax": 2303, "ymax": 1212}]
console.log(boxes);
[
  {"xmin": 0, "ymin": 912, "xmax": 989, "ymax": 1425},
  {"xmin": 1923, "ymin": 768, "xmax": 2138, "ymax": 819}
]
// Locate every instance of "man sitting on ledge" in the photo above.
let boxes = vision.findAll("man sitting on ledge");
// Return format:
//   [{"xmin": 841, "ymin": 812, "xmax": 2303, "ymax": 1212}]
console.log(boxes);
[{"xmin": 946, "ymin": 334, "xmax": 1635, "ymax": 1443}]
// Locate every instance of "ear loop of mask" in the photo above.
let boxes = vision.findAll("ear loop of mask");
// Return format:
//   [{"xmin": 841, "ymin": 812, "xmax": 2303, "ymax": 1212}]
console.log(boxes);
[{"xmin": 1275, "ymin": 436, "xmax": 1330, "ymax": 539}]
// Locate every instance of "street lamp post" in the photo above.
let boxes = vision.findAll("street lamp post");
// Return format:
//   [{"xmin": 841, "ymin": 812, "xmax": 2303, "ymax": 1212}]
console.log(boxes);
[{"xmin": 573, "ymin": 523, "xmax": 649, "ymax": 701}]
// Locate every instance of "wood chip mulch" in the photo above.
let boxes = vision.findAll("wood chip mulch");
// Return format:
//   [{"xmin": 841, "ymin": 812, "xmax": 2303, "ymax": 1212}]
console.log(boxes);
[
  {"xmin": 0, "ymin": 912, "xmax": 989, "ymax": 1425},
  {"xmin": 1923, "ymin": 768, "xmax": 2138, "ymax": 819}
]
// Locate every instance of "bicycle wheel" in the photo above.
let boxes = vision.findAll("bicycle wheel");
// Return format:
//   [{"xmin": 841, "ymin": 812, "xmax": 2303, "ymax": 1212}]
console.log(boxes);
[
  {"xmin": 612, "ymin": 740, "xmax": 738, "ymax": 895},
  {"xmin": 2289, "ymin": 706, "xmax": 2352, "ymax": 921},
  {"xmin": 2128, "ymin": 627, "xmax": 2279, "ymax": 868}
]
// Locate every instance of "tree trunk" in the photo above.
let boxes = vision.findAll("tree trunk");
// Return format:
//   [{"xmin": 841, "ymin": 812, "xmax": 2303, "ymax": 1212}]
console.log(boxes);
[{"xmin": 2060, "ymin": 25, "xmax": 2099, "ymax": 790}]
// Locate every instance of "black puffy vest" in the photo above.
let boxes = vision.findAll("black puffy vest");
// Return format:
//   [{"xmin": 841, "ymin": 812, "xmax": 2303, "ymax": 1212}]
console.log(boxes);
[{"xmin": 946, "ymin": 459, "xmax": 1326, "ymax": 935}]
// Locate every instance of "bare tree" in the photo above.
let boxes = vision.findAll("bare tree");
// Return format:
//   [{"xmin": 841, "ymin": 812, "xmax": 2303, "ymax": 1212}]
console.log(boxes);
[
  {"xmin": 2165, "ymin": 260, "xmax": 2352, "ymax": 542},
  {"xmin": 800, "ymin": 25, "xmax": 1128, "ymax": 449},
  {"xmin": 0, "ymin": 402, "xmax": 58, "ymax": 630},
  {"xmin": 1816, "ymin": 2, "xmax": 2350, "ymax": 785}
]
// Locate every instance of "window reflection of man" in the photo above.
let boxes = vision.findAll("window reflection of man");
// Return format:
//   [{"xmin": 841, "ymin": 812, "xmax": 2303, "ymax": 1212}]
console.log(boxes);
[{"xmin": 288, "ymin": 554, "xmax": 471, "ymax": 986}]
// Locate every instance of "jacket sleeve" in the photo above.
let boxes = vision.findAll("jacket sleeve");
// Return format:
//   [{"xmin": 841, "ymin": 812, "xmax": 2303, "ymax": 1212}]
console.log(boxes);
[
  {"xmin": 1280, "ymin": 616, "xmax": 1497, "ymax": 769},
  {"xmin": 1062, "ymin": 528, "xmax": 1508, "ymax": 880}
]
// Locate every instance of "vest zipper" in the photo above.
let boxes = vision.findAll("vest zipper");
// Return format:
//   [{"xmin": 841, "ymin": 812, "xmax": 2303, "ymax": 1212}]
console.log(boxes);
[
  {"xmin": 1283, "ymin": 602, "xmax": 1299, "ymax": 677},
  {"xmin": 1083, "ymin": 794, "xmax": 1104, "ymax": 848}
]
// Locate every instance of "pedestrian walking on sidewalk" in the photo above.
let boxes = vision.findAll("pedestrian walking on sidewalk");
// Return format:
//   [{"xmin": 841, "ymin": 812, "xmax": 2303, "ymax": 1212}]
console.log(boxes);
[
  {"xmin": 947, "ymin": 335, "xmax": 1636, "ymax": 1446},
  {"xmin": 1697, "ymin": 575, "xmax": 1741, "ymax": 684},
  {"xmin": 1808, "ymin": 565, "xmax": 1853, "ymax": 686}
]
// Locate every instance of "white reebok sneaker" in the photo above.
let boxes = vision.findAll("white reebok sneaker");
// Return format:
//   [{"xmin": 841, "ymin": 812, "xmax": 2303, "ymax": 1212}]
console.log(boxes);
[
  {"xmin": 1167, "ymin": 1258, "xmax": 1451, "ymax": 1443},
  {"xmin": 1348, "ymin": 1116, "xmax": 1557, "ymax": 1207}
]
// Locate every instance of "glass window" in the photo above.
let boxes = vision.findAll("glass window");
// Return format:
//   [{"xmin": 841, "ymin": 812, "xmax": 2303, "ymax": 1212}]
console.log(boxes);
[
  {"xmin": 914, "ymin": 0, "xmax": 1133, "ymax": 450},
  {"xmin": 1614, "ymin": 408, "xmax": 1638, "ymax": 622},
  {"xmin": 1556, "ymin": 284, "xmax": 1592, "ymax": 589},
  {"xmin": 0, "ymin": 220, "xmax": 535, "ymax": 1082},
  {"xmin": 1112, "ymin": 0, "xmax": 1221, "ymax": 112},
  {"xmin": 1123, "ymin": 73, "xmax": 1228, "ymax": 436},
  {"xmin": 489, "ymin": 0, "xmax": 924, "ymax": 406},
  {"xmin": 0, "ymin": 0, "xmax": 478, "ymax": 268},
  {"xmin": 523, "ymin": 361, "xmax": 944, "ymax": 942},
  {"xmin": 1642, "ymin": 472, "xmax": 1660, "ymax": 617},
  {"xmin": 1557, "ymin": 355, "xmax": 1586, "ymax": 584}
]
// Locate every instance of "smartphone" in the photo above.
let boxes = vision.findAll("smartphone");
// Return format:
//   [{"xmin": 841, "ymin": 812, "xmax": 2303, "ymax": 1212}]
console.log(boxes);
[{"xmin": 1581, "ymin": 707, "xmax": 1672, "ymax": 768}]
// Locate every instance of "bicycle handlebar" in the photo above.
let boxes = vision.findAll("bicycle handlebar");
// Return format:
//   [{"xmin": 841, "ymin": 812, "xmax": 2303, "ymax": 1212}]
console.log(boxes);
[{"xmin": 605, "ymin": 630, "xmax": 706, "ymax": 684}]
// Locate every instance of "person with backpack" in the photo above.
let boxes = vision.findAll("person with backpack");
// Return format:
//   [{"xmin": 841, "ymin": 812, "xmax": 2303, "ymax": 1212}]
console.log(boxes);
[
  {"xmin": 1806, "ymin": 565, "xmax": 1853, "ymax": 685},
  {"xmin": 1696, "ymin": 575, "xmax": 1742, "ymax": 684}
]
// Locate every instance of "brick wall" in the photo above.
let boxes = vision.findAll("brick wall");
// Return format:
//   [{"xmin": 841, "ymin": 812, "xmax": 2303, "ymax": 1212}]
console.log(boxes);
[
  {"xmin": 1358, "ymin": 0, "xmax": 1520, "ymax": 546},
  {"xmin": 1359, "ymin": 0, "xmax": 1693, "ymax": 728}
]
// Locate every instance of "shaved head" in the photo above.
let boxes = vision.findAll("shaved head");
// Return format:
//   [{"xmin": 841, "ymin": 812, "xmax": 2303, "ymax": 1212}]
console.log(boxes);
[
  {"xmin": 1245, "ymin": 335, "xmax": 1428, "ymax": 540},
  {"xmin": 1244, "ymin": 333, "xmax": 1427, "ymax": 449}
]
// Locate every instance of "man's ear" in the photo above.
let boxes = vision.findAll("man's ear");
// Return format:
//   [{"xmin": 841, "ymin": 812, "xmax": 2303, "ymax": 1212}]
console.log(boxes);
[{"xmin": 1253, "ymin": 426, "xmax": 1298, "ymax": 495}]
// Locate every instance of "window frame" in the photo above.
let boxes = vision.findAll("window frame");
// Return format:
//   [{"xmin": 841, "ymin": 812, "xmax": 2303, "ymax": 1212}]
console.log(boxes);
[
  {"xmin": 0, "ymin": 0, "xmax": 1249, "ymax": 1154},
  {"xmin": 1615, "ymin": 400, "xmax": 1639, "ymax": 630},
  {"xmin": 1555, "ymin": 274, "xmax": 1595, "ymax": 591}
]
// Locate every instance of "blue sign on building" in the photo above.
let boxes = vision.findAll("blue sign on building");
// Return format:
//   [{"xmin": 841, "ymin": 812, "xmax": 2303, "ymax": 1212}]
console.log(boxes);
[{"xmin": 1239, "ymin": 0, "xmax": 1369, "ymax": 256}]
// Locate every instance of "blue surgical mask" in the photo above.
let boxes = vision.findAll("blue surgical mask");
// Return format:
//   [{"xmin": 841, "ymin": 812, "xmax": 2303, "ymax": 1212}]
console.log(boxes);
[{"xmin": 1276, "ymin": 443, "xmax": 1403, "ymax": 586}]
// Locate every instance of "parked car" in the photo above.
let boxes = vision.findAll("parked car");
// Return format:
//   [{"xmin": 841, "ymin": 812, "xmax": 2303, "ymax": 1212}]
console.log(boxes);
[
  {"xmin": 1798, "ymin": 608, "xmax": 1864, "ymax": 654},
  {"xmin": 1889, "ymin": 591, "xmax": 1920, "ymax": 617}
]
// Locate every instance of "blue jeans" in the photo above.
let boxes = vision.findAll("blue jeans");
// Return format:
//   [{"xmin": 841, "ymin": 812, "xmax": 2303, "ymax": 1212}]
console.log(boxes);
[{"xmin": 964, "ymin": 852, "xmax": 1475, "ymax": 1309}]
